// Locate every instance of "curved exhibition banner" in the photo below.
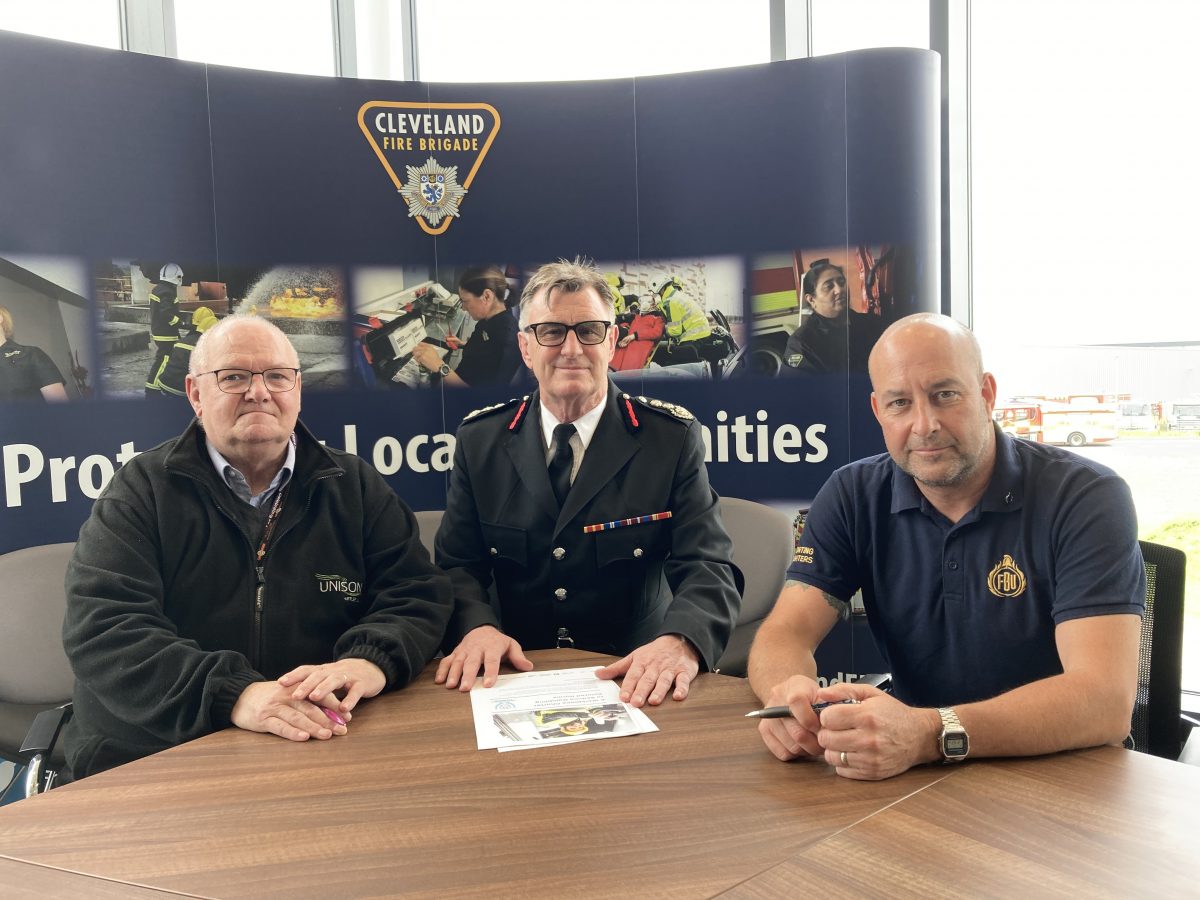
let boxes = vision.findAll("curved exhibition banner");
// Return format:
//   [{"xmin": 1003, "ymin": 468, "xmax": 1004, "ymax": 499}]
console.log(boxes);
[{"xmin": 0, "ymin": 33, "xmax": 938, "ymax": 679}]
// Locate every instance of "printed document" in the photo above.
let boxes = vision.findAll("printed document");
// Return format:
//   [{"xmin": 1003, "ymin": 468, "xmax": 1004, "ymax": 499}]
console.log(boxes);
[{"xmin": 470, "ymin": 666, "xmax": 658, "ymax": 751}]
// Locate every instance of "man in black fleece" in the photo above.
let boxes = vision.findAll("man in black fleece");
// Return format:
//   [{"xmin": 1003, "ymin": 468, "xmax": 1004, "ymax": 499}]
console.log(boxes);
[{"xmin": 63, "ymin": 316, "xmax": 452, "ymax": 779}]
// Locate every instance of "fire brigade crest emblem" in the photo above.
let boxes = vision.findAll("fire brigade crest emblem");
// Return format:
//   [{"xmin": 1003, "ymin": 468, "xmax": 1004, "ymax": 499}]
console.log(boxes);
[
  {"xmin": 987, "ymin": 554, "xmax": 1027, "ymax": 598},
  {"xmin": 399, "ymin": 157, "xmax": 466, "ymax": 228}
]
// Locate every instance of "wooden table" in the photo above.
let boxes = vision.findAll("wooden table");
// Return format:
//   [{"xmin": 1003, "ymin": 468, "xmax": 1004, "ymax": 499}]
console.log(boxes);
[
  {"xmin": 723, "ymin": 745, "xmax": 1200, "ymax": 899},
  {"xmin": 0, "ymin": 649, "xmax": 1194, "ymax": 898}
]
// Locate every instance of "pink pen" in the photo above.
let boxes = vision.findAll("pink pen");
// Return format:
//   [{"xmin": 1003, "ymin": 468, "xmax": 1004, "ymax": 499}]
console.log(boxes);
[{"xmin": 321, "ymin": 707, "xmax": 347, "ymax": 727}]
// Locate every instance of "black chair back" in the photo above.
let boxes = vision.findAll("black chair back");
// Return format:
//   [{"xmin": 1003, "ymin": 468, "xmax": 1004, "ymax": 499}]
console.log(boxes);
[{"xmin": 1132, "ymin": 540, "xmax": 1187, "ymax": 759}]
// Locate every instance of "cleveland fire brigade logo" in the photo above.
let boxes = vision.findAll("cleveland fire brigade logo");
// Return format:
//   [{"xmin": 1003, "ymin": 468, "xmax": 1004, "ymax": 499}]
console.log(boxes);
[
  {"xmin": 357, "ymin": 101, "xmax": 501, "ymax": 235},
  {"xmin": 987, "ymin": 554, "xmax": 1027, "ymax": 598}
]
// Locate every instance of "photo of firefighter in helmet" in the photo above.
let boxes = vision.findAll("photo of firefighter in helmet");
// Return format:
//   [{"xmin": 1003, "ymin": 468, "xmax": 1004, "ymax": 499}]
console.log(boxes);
[
  {"xmin": 144, "ymin": 262, "xmax": 185, "ymax": 397},
  {"xmin": 96, "ymin": 260, "xmax": 347, "ymax": 398}
]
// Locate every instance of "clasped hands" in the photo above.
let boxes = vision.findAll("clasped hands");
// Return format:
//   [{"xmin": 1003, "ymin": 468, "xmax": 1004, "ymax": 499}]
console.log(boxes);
[
  {"xmin": 757, "ymin": 675, "xmax": 937, "ymax": 780},
  {"xmin": 230, "ymin": 658, "xmax": 386, "ymax": 743},
  {"xmin": 435, "ymin": 626, "xmax": 700, "ymax": 707}
]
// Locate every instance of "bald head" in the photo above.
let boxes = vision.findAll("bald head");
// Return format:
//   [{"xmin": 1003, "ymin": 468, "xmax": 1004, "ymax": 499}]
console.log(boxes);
[
  {"xmin": 867, "ymin": 313, "xmax": 998, "ymax": 510},
  {"xmin": 191, "ymin": 315, "xmax": 299, "ymax": 375},
  {"xmin": 868, "ymin": 313, "xmax": 984, "ymax": 390}
]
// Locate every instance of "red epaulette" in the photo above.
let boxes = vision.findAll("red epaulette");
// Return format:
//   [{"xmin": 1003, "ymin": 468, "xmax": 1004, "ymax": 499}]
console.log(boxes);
[{"xmin": 459, "ymin": 395, "xmax": 527, "ymax": 428}]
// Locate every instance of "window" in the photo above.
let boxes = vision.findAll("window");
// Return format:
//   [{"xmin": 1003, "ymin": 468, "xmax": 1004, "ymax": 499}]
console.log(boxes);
[
  {"xmin": 174, "ymin": 0, "xmax": 335, "ymax": 76},
  {"xmin": 0, "ymin": 0, "xmax": 120, "ymax": 49},
  {"xmin": 811, "ymin": 0, "xmax": 929, "ymax": 56},
  {"xmin": 413, "ymin": 0, "xmax": 771, "ymax": 82},
  {"xmin": 354, "ymin": 0, "xmax": 412, "ymax": 81},
  {"xmin": 970, "ymin": 0, "xmax": 1200, "ymax": 691}
]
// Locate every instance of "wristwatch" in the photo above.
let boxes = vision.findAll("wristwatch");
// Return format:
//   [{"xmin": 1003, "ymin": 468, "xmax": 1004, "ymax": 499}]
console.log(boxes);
[
  {"xmin": 437, "ymin": 363, "xmax": 451, "ymax": 377},
  {"xmin": 936, "ymin": 707, "xmax": 969, "ymax": 762}
]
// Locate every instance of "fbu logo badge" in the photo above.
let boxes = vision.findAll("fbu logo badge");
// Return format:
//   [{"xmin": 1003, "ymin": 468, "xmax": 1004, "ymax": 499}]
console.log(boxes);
[
  {"xmin": 357, "ymin": 101, "xmax": 501, "ymax": 235},
  {"xmin": 987, "ymin": 554, "xmax": 1027, "ymax": 598}
]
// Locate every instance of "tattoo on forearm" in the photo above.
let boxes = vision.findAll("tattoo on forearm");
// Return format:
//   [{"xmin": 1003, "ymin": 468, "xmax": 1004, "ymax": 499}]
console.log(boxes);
[
  {"xmin": 785, "ymin": 579, "xmax": 851, "ymax": 622},
  {"xmin": 822, "ymin": 591, "xmax": 851, "ymax": 621}
]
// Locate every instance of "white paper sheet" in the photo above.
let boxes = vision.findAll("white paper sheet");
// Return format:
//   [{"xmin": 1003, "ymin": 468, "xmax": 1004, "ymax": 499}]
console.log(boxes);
[{"xmin": 469, "ymin": 666, "xmax": 658, "ymax": 751}]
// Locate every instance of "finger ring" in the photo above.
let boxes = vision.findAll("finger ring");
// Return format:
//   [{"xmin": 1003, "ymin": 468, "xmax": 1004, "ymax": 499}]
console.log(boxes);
[{"xmin": 839, "ymin": 750, "xmax": 850, "ymax": 767}]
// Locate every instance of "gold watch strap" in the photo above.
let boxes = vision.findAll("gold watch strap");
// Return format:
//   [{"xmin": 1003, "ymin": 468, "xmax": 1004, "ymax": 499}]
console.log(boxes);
[{"xmin": 938, "ymin": 707, "xmax": 963, "ymax": 731}]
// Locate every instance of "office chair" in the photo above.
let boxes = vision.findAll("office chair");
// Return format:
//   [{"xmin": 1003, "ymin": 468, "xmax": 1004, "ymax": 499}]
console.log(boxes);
[
  {"xmin": 414, "ymin": 509, "xmax": 443, "ymax": 561},
  {"xmin": 713, "ymin": 497, "xmax": 794, "ymax": 677},
  {"xmin": 0, "ymin": 542, "xmax": 76, "ymax": 798},
  {"xmin": 1131, "ymin": 540, "xmax": 1192, "ymax": 760}
]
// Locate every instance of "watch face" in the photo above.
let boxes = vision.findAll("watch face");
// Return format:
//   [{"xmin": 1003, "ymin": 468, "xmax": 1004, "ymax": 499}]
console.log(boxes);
[{"xmin": 944, "ymin": 732, "xmax": 969, "ymax": 758}]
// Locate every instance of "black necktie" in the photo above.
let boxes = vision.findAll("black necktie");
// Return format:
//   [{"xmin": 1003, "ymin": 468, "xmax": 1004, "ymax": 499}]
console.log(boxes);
[{"xmin": 548, "ymin": 424, "xmax": 576, "ymax": 507}]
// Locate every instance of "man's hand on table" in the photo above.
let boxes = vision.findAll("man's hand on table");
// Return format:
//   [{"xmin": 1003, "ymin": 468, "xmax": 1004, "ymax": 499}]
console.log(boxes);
[
  {"xmin": 595, "ymin": 634, "xmax": 700, "ymax": 707},
  {"xmin": 231, "ymin": 680, "xmax": 350, "ymax": 742},
  {"xmin": 813, "ymin": 681, "xmax": 939, "ymax": 781},
  {"xmin": 756, "ymin": 677, "xmax": 939, "ymax": 780},
  {"xmin": 435, "ymin": 625, "xmax": 534, "ymax": 691},
  {"xmin": 278, "ymin": 658, "xmax": 387, "ymax": 713},
  {"xmin": 757, "ymin": 674, "xmax": 824, "ymax": 760}
]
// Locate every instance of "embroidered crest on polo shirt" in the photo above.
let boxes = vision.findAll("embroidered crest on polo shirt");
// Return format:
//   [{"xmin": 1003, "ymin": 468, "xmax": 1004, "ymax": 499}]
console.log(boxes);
[{"xmin": 987, "ymin": 554, "xmax": 1027, "ymax": 598}]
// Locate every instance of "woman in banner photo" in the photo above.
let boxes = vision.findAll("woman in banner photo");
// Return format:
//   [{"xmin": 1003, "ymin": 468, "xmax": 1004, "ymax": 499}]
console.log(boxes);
[
  {"xmin": 411, "ymin": 266, "xmax": 521, "ymax": 388},
  {"xmin": 779, "ymin": 258, "xmax": 887, "ymax": 376},
  {"xmin": 0, "ymin": 304, "xmax": 69, "ymax": 402}
]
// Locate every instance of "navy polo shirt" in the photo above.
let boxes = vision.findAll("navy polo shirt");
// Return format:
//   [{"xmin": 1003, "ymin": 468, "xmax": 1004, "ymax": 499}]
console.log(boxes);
[{"xmin": 788, "ymin": 430, "xmax": 1145, "ymax": 708}]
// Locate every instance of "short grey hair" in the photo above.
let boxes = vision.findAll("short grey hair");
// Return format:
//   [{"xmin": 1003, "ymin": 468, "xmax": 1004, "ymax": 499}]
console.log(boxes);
[
  {"xmin": 190, "ymin": 314, "xmax": 300, "ymax": 375},
  {"xmin": 518, "ymin": 258, "xmax": 615, "ymax": 329}
]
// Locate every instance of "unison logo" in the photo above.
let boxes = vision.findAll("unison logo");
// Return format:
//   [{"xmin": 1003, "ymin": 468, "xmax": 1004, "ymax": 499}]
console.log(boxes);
[
  {"xmin": 357, "ymin": 100, "xmax": 501, "ymax": 235},
  {"xmin": 315, "ymin": 573, "xmax": 363, "ymax": 602}
]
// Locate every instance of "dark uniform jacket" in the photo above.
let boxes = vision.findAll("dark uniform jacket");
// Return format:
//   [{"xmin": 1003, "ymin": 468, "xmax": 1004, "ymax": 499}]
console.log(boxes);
[
  {"xmin": 63, "ymin": 420, "xmax": 453, "ymax": 779},
  {"xmin": 436, "ymin": 381, "xmax": 742, "ymax": 669},
  {"xmin": 781, "ymin": 309, "xmax": 886, "ymax": 375},
  {"xmin": 148, "ymin": 280, "xmax": 182, "ymax": 344},
  {"xmin": 453, "ymin": 311, "xmax": 521, "ymax": 387}
]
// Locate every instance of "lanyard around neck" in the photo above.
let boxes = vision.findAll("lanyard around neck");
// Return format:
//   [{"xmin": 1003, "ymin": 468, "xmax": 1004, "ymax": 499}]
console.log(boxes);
[{"xmin": 255, "ymin": 484, "xmax": 289, "ymax": 563}]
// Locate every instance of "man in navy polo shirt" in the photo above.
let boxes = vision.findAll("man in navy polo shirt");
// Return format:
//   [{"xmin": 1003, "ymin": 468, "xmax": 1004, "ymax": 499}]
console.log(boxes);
[{"xmin": 748, "ymin": 313, "xmax": 1145, "ymax": 781}]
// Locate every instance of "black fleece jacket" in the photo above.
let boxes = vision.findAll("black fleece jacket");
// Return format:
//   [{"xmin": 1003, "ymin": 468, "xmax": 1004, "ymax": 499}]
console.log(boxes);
[{"xmin": 62, "ymin": 419, "xmax": 452, "ymax": 779}]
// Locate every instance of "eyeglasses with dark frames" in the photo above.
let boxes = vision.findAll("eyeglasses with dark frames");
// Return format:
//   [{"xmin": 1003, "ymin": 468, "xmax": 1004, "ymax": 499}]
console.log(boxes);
[
  {"xmin": 523, "ymin": 320, "xmax": 611, "ymax": 347},
  {"xmin": 197, "ymin": 368, "xmax": 300, "ymax": 394}
]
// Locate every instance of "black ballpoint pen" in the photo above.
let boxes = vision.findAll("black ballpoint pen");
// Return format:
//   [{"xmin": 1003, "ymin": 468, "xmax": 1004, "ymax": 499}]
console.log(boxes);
[{"xmin": 744, "ymin": 698, "xmax": 860, "ymax": 719}]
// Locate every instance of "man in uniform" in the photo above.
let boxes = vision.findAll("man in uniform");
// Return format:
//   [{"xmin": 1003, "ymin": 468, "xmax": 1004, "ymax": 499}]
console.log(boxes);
[
  {"xmin": 779, "ymin": 258, "xmax": 885, "ymax": 375},
  {"xmin": 434, "ymin": 259, "xmax": 742, "ymax": 708},
  {"xmin": 64, "ymin": 315, "xmax": 452, "ymax": 779},
  {"xmin": 144, "ymin": 262, "xmax": 185, "ymax": 397},
  {"xmin": 749, "ymin": 313, "xmax": 1144, "ymax": 780}
]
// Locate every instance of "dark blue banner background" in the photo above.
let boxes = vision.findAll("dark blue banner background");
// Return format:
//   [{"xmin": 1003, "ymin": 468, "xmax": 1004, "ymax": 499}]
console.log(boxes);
[{"xmin": 1, "ymin": 34, "xmax": 940, "ymax": 681}]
